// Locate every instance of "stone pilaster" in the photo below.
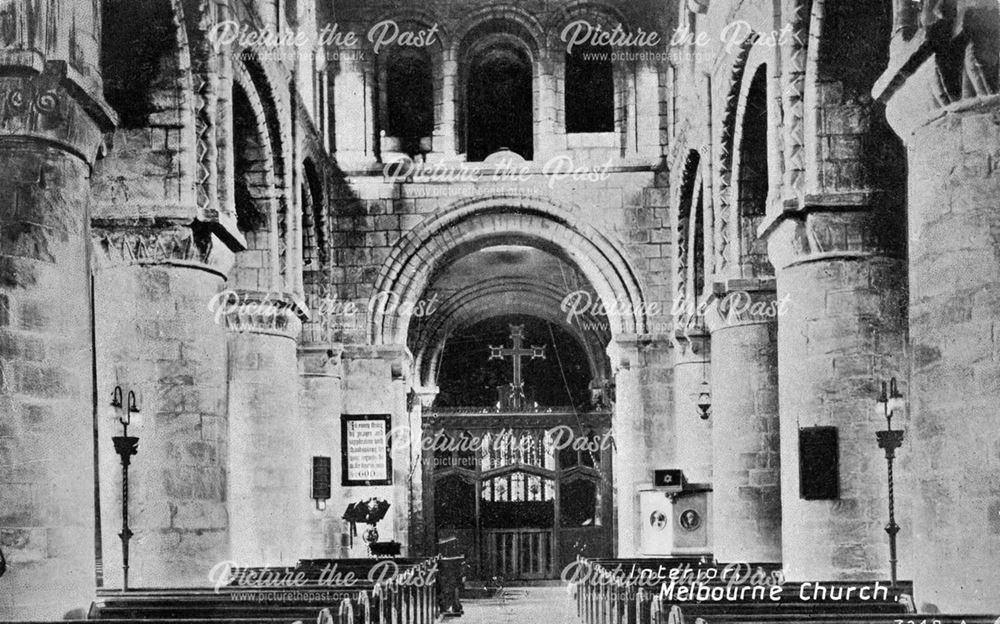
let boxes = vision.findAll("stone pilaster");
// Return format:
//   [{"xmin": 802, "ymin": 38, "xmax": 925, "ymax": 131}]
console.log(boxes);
[
  {"xmin": 405, "ymin": 385, "xmax": 438, "ymax": 557},
  {"xmin": 608, "ymin": 337, "xmax": 646, "ymax": 557},
  {"xmin": 414, "ymin": 385, "xmax": 440, "ymax": 558},
  {"xmin": 226, "ymin": 291, "xmax": 309, "ymax": 566},
  {"xmin": 92, "ymin": 220, "xmax": 235, "ymax": 588},
  {"xmin": 0, "ymin": 61, "xmax": 114, "ymax": 618},
  {"xmin": 298, "ymin": 345, "xmax": 345, "ymax": 558},
  {"xmin": 534, "ymin": 52, "xmax": 558, "ymax": 161},
  {"xmin": 704, "ymin": 282, "xmax": 782, "ymax": 563},
  {"xmin": 339, "ymin": 345, "xmax": 412, "ymax": 554},
  {"xmin": 635, "ymin": 60, "xmax": 662, "ymax": 159},
  {"xmin": 765, "ymin": 207, "xmax": 907, "ymax": 581},
  {"xmin": 671, "ymin": 330, "xmax": 712, "ymax": 483},
  {"xmin": 608, "ymin": 335, "xmax": 673, "ymax": 556},
  {"xmin": 430, "ymin": 52, "xmax": 458, "ymax": 162},
  {"xmin": 875, "ymin": 5, "xmax": 1000, "ymax": 608},
  {"xmin": 333, "ymin": 51, "xmax": 377, "ymax": 168}
]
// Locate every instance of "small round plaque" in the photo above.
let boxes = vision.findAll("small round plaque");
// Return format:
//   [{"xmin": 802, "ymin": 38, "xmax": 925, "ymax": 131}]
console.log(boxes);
[{"xmin": 679, "ymin": 509, "xmax": 701, "ymax": 531}]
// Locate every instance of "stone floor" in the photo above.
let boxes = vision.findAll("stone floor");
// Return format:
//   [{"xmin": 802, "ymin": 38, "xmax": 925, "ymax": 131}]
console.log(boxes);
[{"xmin": 454, "ymin": 586, "xmax": 579, "ymax": 624}]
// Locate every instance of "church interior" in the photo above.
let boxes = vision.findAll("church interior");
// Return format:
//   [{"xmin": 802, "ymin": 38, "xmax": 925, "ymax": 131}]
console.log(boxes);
[{"xmin": 1, "ymin": 0, "xmax": 999, "ymax": 622}]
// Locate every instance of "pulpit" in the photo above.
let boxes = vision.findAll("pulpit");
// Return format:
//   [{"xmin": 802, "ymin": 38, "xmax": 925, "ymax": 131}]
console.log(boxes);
[{"xmin": 640, "ymin": 471, "xmax": 712, "ymax": 556}]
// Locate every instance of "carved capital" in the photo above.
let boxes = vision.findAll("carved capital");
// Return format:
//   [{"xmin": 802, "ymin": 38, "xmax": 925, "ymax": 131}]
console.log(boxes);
[
  {"xmin": 298, "ymin": 345, "xmax": 342, "ymax": 378},
  {"xmin": 0, "ymin": 61, "xmax": 115, "ymax": 164},
  {"xmin": 220, "ymin": 290, "xmax": 308, "ymax": 340},
  {"xmin": 341, "ymin": 344, "xmax": 414, "ymax": 382},
  {"xmin": 764, "ymin": 207, "xmax": 905, "ymax": 272},
  {"xmin": 412, "ymin": 386, "xmax": 441, "ymax": 409},
  {"xmin": 704, "ymin": 280, "xmax": 781, "ymax": 333},
  {"xmin": 607, "ymin": 334, "xmax": 648, "ymax": 373},
  {"xmin": 672, "ymin": 330, "xmax": 710, "ymax": 364},
  {"xmin": 875, "ymin": 4, "xmax": 1000, "ymax": 138},
  {"xmin": 92, "ymin": 219, "xmax": 235, "ymax": 277}
]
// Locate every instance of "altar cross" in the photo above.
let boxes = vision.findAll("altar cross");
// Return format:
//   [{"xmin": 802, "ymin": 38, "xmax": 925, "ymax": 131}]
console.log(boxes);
[{"xmin": 489, "ymin": 325, "xmax": 546, "ymax": 410}]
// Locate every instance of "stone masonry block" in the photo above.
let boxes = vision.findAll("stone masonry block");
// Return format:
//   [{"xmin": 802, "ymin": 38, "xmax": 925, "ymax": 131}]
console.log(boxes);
[{"xmin": 961, "ymin": 112, "xmax": 1000, "ymax": 154}]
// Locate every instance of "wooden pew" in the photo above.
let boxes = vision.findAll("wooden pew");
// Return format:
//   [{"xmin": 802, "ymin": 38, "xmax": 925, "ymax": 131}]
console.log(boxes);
[
  {"xmin": 569, "ymin": 556, "xmax": 782, "ymax": 624},
  {"xmin": 665, "ymin": 605, "xmax": 1000, "ymax": 624},
  {"xmin": 575, "ymin": 557, "xmax": 1000, "ymax": 624},
  {"xmin": 230, "ymin": 557, "xmax": 441, "ymax": 624},
  {"xmin": 88, "ymin": 557, "xmax": 441, "ymax": 624},
  {"xmin": 570, "ymin": 557, "xmax": 916, "ymax": 624}
]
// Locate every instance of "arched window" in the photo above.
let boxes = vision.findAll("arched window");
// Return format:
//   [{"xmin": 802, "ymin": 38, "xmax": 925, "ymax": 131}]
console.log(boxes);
[
  {"xmin": 231, "ymin": 83, "xmax": 278, "ymax": 290},
  {"xmin": 690, "ymin": 182, "xmax": 706, "ymax": 297},
  {"xmin": 465, "ymin": 41, "xmax": 533, "ymax": 161},
  {"xmin": 675, "ymin": 151, "xmax": 702, "ymax": 314},
  {"xmin": 301, "ymin": 159, "xmax": 326, "ymax": 273},
  {"xmin": 565, "ymin": 44, "xmax": 614, "ymax": 133},
  {"xmin": 736, "ymin": 67, "xmax": 771, "ymax": 277},
  {"xmin": 383, "ymin": 49, "xmax": 434, "ymax": 156},
  {"xmin": 233, "ymin": 87, "xmax": 271, "ymax": 237}
]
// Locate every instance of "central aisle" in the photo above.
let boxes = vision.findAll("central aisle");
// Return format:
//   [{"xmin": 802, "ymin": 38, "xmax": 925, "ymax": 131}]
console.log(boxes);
[{"xmin": 458, "ymin": 587, "xmax": 579, "ymax": 624}]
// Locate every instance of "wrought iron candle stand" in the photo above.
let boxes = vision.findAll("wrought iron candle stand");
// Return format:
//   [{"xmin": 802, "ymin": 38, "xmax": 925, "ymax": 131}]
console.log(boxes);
[
  {"xmin": 111, "ymin": 386, "xmax": 140, "ymax": 591},
  {"xmin": 875, "ymin": 377, "xmax": 904, "ymax": 589}
]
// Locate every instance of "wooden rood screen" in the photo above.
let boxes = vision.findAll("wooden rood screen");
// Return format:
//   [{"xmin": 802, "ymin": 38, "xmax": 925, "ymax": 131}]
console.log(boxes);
[
  {"xmin": 484, "ymin": 528, "xmax": 552, "ymax": 580},
  {"xmin": 423, "ymin": 410, "xmax": 613, "ymax": 581}
]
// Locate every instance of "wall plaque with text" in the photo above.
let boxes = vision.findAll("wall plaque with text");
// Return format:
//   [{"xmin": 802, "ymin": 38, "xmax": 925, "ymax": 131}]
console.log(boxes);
[{"xmin": 341, "ymin": 414, "xmax": 392, "ymax": 486}]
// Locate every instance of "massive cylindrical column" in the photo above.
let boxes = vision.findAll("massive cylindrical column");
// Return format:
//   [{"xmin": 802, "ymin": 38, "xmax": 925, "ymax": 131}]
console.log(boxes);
[
  {"xmin": 0, "ymin": 63, "xmax": 113, "ymax": 618},
  {"xmin": 875, "ymin": 1, "xmax": 1000, "ymax": 603},
  {"xmin": 705, "ymin": 284, "xmax": 781, "ymax": 563},
  {"xmin": 906, "ymin": 102, "xmax": 1000, "ymax": 612},
  {"xmin": 887, "ymin": 97, "xmax": 1000, "ymax": 610},
  {"xmin": 225, "ymin": 292, "xmax": 308, "ymax": 566},
  {"xmin": 767, "ymin": 210, "xmax": 907, "ymax": 581},
  {"xmin": 92, "ymin": 222, "xmax": 234, "ymax": 588}
]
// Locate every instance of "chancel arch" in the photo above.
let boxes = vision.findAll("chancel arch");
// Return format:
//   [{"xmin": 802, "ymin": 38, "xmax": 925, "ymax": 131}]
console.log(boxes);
[
  {"xmin": 368, "ymin": 195, "xmax": 634, "ymax": 580},
  {"xmin": 409, "ymin": 276, "xmax": 611, "ymax": 391},
  {"xmin": 369, "ymin": 195, "xmax": 649, "ymax": 347}
]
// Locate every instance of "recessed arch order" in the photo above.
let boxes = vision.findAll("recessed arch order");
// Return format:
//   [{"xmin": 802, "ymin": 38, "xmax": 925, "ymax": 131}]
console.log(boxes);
[
  {"xmin": 410, "ymin": 277, "xmax": 612, "ymax": 388},
  {"xmin": 369, "ymin": 195, "xmax": 649, "ymax": 347}
]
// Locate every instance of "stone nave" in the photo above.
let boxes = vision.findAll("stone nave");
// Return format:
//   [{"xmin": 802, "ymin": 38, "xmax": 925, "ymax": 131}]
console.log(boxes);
[{"xmin": 0, "ymin": 0, "xmax": 998, "ymax": 620}]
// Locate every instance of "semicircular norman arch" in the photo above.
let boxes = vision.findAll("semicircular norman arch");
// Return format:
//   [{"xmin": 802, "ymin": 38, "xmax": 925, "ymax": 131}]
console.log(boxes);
[{"xmin": 369, "ymin": 196, "xmax": 649, "ymax": 347}]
